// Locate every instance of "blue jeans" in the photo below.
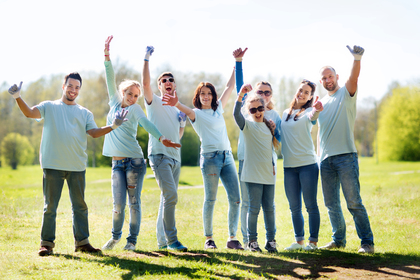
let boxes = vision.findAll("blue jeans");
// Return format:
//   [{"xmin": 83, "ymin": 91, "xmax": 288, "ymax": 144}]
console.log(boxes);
[
  {"xmin": 149, "ymin": 154, "xmax": 181, "ymax": 247},
  {"xmin": 200, "ymin": 151, "xmax": 240, "ymax": 238},
  {"xmin": 320, "ymin": 153, "xmax": 374, "ymax": 247},
  {"xmin": 246, "ymin": 182, "xmax": 276, "ymax": 242},
  {"xmin": 284, "ymin": 163, "xmax": 320, "ymax": 242},
  {"xmin": 110, "ymin": 158, "xmax": 147, "ymax": 245},
  {"xmin": 41, "ymin": 169, "xmax": 89, "ymax": 248},
  {"xmin": 238, "ymin": 160, "xmax": 249, "ymax": 244}
]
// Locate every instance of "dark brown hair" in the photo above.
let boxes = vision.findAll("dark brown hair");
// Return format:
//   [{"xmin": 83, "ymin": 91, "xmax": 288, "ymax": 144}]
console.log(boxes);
[
  {"xmin": 192, "ymin": 82, "xmax": 219, "ymax": 111},
  {"xmin": 64, "ymin": 72, "xmax": 82, "ymax": 87},
  {"xmin": 285, "ymin": 79, "xmax": 316, "ymax": 121}
]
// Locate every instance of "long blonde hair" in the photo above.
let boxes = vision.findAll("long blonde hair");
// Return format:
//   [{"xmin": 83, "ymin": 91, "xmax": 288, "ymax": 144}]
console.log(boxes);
[{"xmin": 245, "ymin": 94, "xmax": 280, "ymax": 150}]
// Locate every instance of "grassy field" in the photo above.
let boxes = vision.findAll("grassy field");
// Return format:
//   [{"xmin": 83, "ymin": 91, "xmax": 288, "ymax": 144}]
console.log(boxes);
[{"xmin": 0, "ymin": 158, "xmax": 419, "ymax": 279}]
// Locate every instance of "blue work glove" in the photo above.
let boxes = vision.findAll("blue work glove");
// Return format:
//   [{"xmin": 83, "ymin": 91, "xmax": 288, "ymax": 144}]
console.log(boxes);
[
  {"xmin": 346, "ymin": 45, "xmax": 364, "ymax": 61},
  {"xmin": 178, "ymin": 111, "xmax": 187, "ymax": 128},
  {"xmin": 8, "ymin": 81, "xmax": 23, "ymax": 99},
  {"xmin": 111, "ymin": 108, "xmax": 129, "ymax": 130},
  {"xmin": 144, "ymin": 46, "xmax": 154, "ymax": 61}
]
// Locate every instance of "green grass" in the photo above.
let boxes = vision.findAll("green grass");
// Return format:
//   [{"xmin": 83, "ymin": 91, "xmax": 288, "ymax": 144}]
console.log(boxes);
[{"xmin": 0, "ymin": 158, "xmax": 419, "ymax": 279}]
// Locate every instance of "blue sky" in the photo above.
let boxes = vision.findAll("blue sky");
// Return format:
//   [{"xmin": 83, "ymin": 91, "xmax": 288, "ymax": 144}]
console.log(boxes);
[{"xmin": 1, "ymin": 0, "xmax": 419, "ymax": 102}]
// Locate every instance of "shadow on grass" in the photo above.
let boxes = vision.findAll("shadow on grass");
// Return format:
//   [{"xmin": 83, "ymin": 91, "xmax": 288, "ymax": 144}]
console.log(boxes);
[{"xmin": 54, "ymin": 250, "xmax": 420, "ymax": 279}]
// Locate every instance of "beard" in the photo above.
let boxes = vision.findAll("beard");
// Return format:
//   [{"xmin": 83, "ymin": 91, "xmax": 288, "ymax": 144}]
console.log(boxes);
[{"xmin": 325, "ymin": 82, "xmax": 338, "ymax": 92}]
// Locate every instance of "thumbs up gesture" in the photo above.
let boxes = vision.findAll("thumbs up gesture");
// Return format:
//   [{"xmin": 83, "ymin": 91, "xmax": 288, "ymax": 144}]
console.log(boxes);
[{"xmin": 312, "ymin": 96, "xmax": 323, "ymax": 112}]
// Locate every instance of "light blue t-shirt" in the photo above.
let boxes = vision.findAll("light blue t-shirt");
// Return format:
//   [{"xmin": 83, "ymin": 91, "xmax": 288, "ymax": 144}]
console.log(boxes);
[
  {"xmin": 191, "ymin": 102, "xmax": 231, "ymax": 154},
  {"xmin": 102, "ymin": 61, "xmax": 162, "ymax": 158},
  {"xmin": 241, "ymin": 120, "xmax": 275, "ymax": 185},
  {"xmin": 318, "ymin": 86, "xmax": 357, "ymax": 161},
  {"xmin": 35, "ymin": 100, "xmax": 98, "ymax": 171},
  {"xmin": 145, "ymin": 94, "xmax": 181, "ymax": 162},
  {"xmin": 281, "ymin": 108, "xmax": 317, "ymax": 168}
]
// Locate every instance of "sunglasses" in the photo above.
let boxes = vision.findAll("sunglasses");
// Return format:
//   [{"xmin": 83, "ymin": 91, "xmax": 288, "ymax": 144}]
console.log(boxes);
[
  {"xmin": 302, "ymin": 79, "xmax": 315, "ymax": 86},
  {"xmin": 249, "ymin": 106, "xmax": 265, "ymax": 114},
  {"xmin": 256, "ymin": 90, "xmax": 272, "ymax": 96},
  {"xmin": 161, "ymin": 78, "xmax": 175, "ymax": 83}
]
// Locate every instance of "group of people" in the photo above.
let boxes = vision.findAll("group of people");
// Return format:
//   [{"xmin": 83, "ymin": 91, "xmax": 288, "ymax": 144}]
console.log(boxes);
[{"xmin": 8, "ymin": 36, "xmax": 374, "ymax": 256}]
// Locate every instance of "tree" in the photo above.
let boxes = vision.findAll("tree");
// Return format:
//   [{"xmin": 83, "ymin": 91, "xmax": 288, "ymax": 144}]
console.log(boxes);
[
  {"xmin": 377, "ymin": 86, "xmax": 420, "ymax": 161},
  {"xmin": 1, "ymin": 133, "xmax": 35, "ymax": 169}
]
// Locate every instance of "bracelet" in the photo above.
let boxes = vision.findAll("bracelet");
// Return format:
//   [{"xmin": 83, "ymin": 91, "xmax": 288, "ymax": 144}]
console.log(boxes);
[{"xmin": 105, "ymin": 55, "xmax": 109, "ymax": 57}]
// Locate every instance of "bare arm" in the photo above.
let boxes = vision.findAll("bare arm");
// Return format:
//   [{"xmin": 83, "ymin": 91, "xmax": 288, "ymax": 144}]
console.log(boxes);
[
  {"xmin": 16, "ymin": 98, "xmax": 41, "ymax": 119},
  {"xmin": 162, "ymin": 90, "xmax": 196, "ymax": 121},
  {"xmin": 142, "ymin": 46, "xmax": 155, "ymax": 104},
  {"xmin": 87, "ymin": 126, "xmax": 113, "ymax": 138},
  {"xmin": 345, "ymin": 45, "xmax": 364, "ymax": 96},
  {"xmin": 179, "ymin": 127, "xmax": 185, "ymax": 139},
  {"xmin": 219, "ymin": 68, "xmax": 235, "ymax": 109}
]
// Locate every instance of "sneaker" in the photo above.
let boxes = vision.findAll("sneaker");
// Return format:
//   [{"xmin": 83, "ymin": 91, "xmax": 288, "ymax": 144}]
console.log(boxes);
[
  {"xmin": 358, "ymin": 244, "xmax": 374, "ymax": 254},
  {"xmin": 123, "ymin": 242, "xmax": 136, "ymax": 251},
  {"xmin": 158, "ymin": 245, "xmax": 167, "ymax": 250},
  {"xmin": 243, "ymin": 242, "xmax": 249, "ymax": 250},
  {"xmin": 319, "ymin": 241, "xmax": 343, "ymax": 250},
  {"xmin": 38, "ymin": 246, "xmax": 53, "ymax": 256},
  {"xmin": 168, "ymin": 240, "xmax": 188, "ymax": 252},
  {"xmin": 265, "ymin": 240, "xmax": 278, "ymax": 253},
  {"xmin": 303, "ymin": 243, "xmax": 318, "ymax": 251},
  {"xmin": 248, "ymin": 241, "xmax": 262, "ymax": 252},
  {"xmin": 284, "ymin": 242, "xmax": 304, "ymax": 251},
  {"xmin": 102, "ymin": 238, "xmax": 120, "ymax": 250},
  {"xmin": 204, "ymin": 239, "xmax": 217, "ymax": 249},
  {"xmin": 227, "ymin": 240, "xmax": 244, "ymax": 250},
  {"xmin": 75, "ymin": 243, "xmax": 102, "ymax": 253}
]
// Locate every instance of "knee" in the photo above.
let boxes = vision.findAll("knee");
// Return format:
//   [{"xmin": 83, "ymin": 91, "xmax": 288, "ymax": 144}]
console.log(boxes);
[{"xmin": 113, "ymin": 204, "xmax": 123, "ymax": 214}]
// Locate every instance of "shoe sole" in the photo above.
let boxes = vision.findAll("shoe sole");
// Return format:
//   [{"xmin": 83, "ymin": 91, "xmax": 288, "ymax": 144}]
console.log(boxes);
[{"xmin": 39, "ymin": 250, "xmax": 53, "ymax": 256}]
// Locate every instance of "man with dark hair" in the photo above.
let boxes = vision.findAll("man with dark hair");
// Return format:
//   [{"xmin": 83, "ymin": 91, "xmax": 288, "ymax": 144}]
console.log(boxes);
[
  {"xmin": 317, "ymin": 45, "xmax": 374, "ymax": 254},
  {"xmin": 8, "ymin": 73, "xmax": 127, "ymax": 256},
  {"xmin": 142, "ymin": 46, "xmax": 187, "ymax": 251}
]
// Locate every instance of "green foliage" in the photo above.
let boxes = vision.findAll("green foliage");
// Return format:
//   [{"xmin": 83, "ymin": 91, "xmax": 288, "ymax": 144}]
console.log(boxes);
[
  {"xmin": 0, "ymin": 132, "xmax": 34, "ymax": 169},
  {"xmin": 180, "ymin": 125, "xmax": 200, "ymax": 166},
  {"xmin": 377, "ymin": 86, "xmax": 420, "ymax": 161}
]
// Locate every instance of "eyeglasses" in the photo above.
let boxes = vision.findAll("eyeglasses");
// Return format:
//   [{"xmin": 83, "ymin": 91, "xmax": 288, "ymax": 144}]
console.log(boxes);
[
  {"xmin": 249, "ymin": 106, "xmax": 265, "ymax": 114},
  {"xmin": 161, "ymin": 78, "xmax": 175, "ymax": 83},
  {"xmin": 256, "ymin": 90, "xmax": 272, "ymax": 96}
]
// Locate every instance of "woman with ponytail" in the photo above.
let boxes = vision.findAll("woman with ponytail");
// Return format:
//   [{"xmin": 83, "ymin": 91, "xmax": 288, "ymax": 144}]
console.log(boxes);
[
  {"xmin": 281, "ymin": 79, "xmax": 323, "ymax": 251},
  {"xmin": 233, "ymin": 84, "xmax": 279, "ymax": 253}
]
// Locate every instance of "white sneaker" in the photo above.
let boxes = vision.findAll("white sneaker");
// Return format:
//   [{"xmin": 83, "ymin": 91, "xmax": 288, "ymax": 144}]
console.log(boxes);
[
  {"xmin": 123, "ymin": 242, "xmax": 136, "ymax": 251},
  {"xmin": 102, "ymin": 238, "xmax": 120, "ymax": 250},
  {"xmin": 358, "ymin": 244, "xmax": 374, "ymax": 254},
  {"xmin": 284, "ymin": 242, "xmax": 304, "ymax": 251},
  {"xmin": 303, "ymin": 243, "xmax": 318, "ymax": 251}
]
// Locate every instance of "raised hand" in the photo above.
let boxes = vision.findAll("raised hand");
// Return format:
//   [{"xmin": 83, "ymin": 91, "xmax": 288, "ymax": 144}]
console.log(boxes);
[
  {"xmin": 8, "ymin": 81, "xmax": 23, "ymax": 99},
  {"xmin": 162, "ymin": 90, "xmax": 179, "ymax": 106},
  {"xmin": 312, "ymin": 96, "xmax": 323, "ymax": 112},
  {"xmin": 159, "ymin": 136, "xmax": 182, "ymax": 149},
  {"xmin": 111, "ymin": 108, "xmax": 129, "ymax": 129},
  {"xmin": 144, "ymin": 46, "xmax": 154, "ymax": 61},
  {"xmin": 239, "ymin": 84, "xmax": 253, "ymax": 97},
  {"xmin": 233, "ymin": 47, "xmax": 248, "ymax": 61},
  {"xmin": 346, "ymin": 45, "xmax": 364, "ymax": 61},
  {"xmin": 105, "ymin": 35, "xmax": 113, "ymax": 56}
]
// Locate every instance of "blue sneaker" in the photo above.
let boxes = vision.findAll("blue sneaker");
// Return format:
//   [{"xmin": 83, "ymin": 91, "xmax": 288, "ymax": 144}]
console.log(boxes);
[{"xmin": 168, "ymin": 240, "xmax": 188, "ymax": 252}]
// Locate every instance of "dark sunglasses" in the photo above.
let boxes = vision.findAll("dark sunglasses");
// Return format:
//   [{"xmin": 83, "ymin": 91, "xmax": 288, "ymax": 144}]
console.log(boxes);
[
  {"xmin": 161, "ymin": 78, "xmax": 175, "ymax": 83},
  {"xmin": 249, "ymin": 106, "xmax": 265, "ymax": 114},
  {"xmin": 256, "ymin": 90, "xmax": 272, "ymax": 96},
  {"xmin": 302, "ymin": 79, "xmax": 315, "ymax": 86}
]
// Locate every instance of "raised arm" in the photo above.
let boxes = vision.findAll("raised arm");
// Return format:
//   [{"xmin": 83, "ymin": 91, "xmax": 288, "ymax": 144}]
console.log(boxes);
[
  {"xmin": 233, "ymin": 47, "xmax": 247, "ymax": 95},
  {"xmin": 309, "ymin": 96, "xmax": 323, "ymax": 121},
  {"xmin": 142, "ymin": 46, "xmax": 155, "ymax": 104},
  {"xmin": 219, "ymin": 68, "xmax": 235, "ymax": 109},
  {"xmin": 104, "ymin": 35, "xmax": 118, "ymax": 100},
  {"xmin": 345, "ymin": 45, "xmax": 364, "ymax": 96},
  {"xmin": 162, "ymin": 90, "xmax": 196, "ymax": 121},
  {"xmin": 9, "ymin": 82, "xmax": 41, "ymax": 119},
  {"xmin": 234, "ymin": 84, "xmax": 252, "ymax": 130}
]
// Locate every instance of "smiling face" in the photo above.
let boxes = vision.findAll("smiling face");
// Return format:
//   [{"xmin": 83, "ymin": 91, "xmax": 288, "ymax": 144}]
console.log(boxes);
[
  {"xmin": 62, "ymin": 78, "xmax": 80, "ymax": 104},
  {"xmin": 294, "ymin": 84, "xmax": 313, "ymax": 108},
  {"xmin": 255, "ymin": 83, "xmax": 272, "ymax": 107},
  {"xmin": 249, "ymin": 100, "xmax": 265, "ymax": 122},
  {"xmin": 158, "ymin": 75, "xmax": 176, "ymax": 96},
  {"xmin": 122, "ymin": 85, "xmax": 140, "ymax": 107},
  {"xmin": 320, "ymin": 67, "xmax": 339, "ymax": 93},
  {"xmin": 199, "ymin": 86, "xmax": 213, "ymax": 109}
]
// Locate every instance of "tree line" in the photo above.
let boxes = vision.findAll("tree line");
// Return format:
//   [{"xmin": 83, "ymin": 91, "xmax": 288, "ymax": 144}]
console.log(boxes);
[{"xmin": 1, "ymin": 61, "xmax": 419, "ymax": 169}]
